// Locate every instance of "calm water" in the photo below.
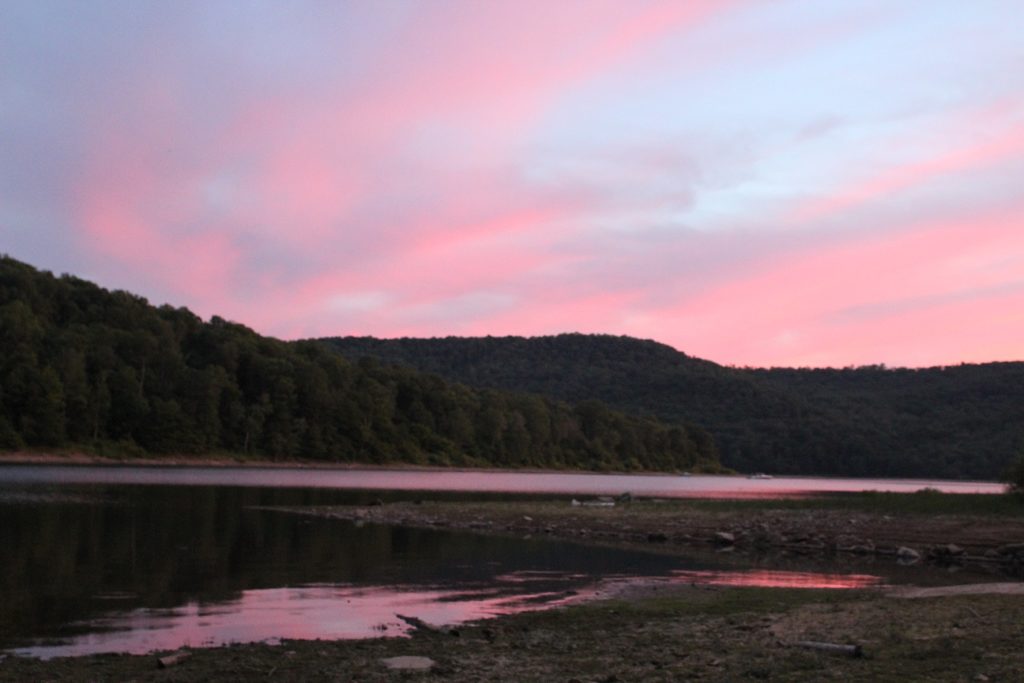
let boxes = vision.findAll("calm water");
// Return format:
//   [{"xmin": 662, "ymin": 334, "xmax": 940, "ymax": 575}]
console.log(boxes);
[
  {"xmin": 0, "ymin": 465, "xmax": 1005, "ymax": 659},
  {"xmin": 0, "ymin": 464, "xmax": 1004, "ymax": 496}
]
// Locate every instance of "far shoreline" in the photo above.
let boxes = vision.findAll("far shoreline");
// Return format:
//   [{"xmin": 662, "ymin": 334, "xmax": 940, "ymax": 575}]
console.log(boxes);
[
  {"xmin": 0, "ymin": 450, "xmax": 1004, "ymax": 487},
  {"xmin": 0, "ymin": 450, "xmax": 717, "ymax": 477}
]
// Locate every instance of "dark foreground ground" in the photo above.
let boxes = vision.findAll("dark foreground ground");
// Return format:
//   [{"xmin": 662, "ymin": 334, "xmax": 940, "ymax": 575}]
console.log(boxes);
[
  {"xmin": 3, "ymin": 495, "xmax": 1023, "ymax": 681},
  {"xmin": 3, "ymin": 586, "xmax": 1023, "ymax": 682}
]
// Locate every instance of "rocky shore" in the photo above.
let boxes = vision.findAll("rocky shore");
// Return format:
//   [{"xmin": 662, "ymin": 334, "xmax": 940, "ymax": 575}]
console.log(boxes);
[{"xmin": 265, "ymin": 497, "xmax": 1024, "ymax": 576}]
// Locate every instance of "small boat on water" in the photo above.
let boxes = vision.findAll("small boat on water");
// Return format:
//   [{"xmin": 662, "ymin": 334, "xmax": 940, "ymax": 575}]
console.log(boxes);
[{"xmin": 747, "ymin": 473, "xmax": 773, "ymax": 480}]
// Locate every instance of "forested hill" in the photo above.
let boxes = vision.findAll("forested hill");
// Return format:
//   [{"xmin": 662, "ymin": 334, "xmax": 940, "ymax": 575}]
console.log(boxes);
[
  {"xmin": 0, "ymin": 256, "xmax": 720, "ymax": 472},
  {"xmin": 323, "ymin": 334, "xmax": 1024, "ymax": 479}
]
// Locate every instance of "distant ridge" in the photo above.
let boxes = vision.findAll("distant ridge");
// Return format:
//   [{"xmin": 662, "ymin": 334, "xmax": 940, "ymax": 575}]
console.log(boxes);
[{"xmin": 323, "ymin": 334, "xmax": 1024, "ymax": 479}]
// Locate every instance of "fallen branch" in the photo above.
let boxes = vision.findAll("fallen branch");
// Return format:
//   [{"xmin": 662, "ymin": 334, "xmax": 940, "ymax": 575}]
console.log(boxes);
[
  {"xmin": 795, "ymin": 641, "xmax": 863, "ymax": 657},
  {"xmin": 156, "ymin": 650, "xmax": 192, "ymax": 668},
  {"xmin": 396, "ymin": 614, "xmax": 436, "ymax": 633}
]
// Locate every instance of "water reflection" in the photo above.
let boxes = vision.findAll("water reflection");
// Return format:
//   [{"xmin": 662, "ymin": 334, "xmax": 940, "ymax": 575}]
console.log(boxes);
[
  {"xmin": 9, "ymin": 580, "xmax": 592, "ymax": 660},
  {"xmin": 0, "ymin": 479, "xmax": 968, "ymax": 660},
  {"xmin": 10, "ymin": 566, "xmax": 886, "ymax": 660},
  {"xmin": 0, "ymin": 464, "xmax": 1004, "ymax": 496},
  {"xmin": 669, "ymin": 569, "xmax": 884, "ymax": 589},
  {"xmin": 0, "ymin": 485, "xmax": 688, "ymax": 657}
]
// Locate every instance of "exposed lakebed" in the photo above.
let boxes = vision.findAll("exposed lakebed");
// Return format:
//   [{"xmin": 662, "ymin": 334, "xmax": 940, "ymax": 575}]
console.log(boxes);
[{"xmin": 0, "ymin": 464, "xmax": 1013, "ymax": 659}]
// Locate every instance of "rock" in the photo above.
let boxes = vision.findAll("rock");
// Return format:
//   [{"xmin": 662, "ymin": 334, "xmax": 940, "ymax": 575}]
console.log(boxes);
[
  {"xmin": 647, "ymin": 532, "xmax": 668, "ymax": 543},
  {"xmin": 945, "ymin": 544, "xmax": 965, "ymax": 556},
  {"xmin": 381, "ymin": 656, "xmax": 435, "ymax": 671},
  {"xmin": 897, "ymin": 546, "xmax": 921, "ymax": 563},
  {"xmin": 714, "ymin": 531, "xmax": 735, "ymax": 545},
  {"xmin": 156, "ymin": 650, "xmax": 191, "ymax": 669}
]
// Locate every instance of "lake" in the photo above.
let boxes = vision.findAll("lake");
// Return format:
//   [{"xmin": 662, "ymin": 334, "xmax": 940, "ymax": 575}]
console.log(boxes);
[
  {"xmin": 0, "ymin": 464, "xmax": 1005, "ymax": 496},
  {"xmin": 0, "ymin": 464, "xmax": 1006, "ymax": 659}
]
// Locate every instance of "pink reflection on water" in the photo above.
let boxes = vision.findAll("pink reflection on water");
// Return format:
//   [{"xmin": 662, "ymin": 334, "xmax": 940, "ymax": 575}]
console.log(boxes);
[
  {"xmin": 670, "ymin": 569, "xmax": 885, "ymax": 589},
  {"xmin": 1, "ymin": 466, "xmax": 1005, "ymax": 496},
  {"xmin": 10, "ymin": 567, "xmax": 885, "ymax": 659},
  {"xmin": 10, "ymin": 581, "xmax": 590, "ymax": 660}
]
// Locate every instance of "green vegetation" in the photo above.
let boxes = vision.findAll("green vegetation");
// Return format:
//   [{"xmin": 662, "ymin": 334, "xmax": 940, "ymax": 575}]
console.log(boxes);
[
  {"xmin": 0, "ymin": 256, "xmax": 718, "ymax": 471},
  {"xmin": 324, "ymin": 334, "xmax": 1024, "ymax": 479}
]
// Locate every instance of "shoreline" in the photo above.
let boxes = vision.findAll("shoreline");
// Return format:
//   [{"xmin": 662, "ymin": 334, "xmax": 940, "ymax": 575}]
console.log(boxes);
[
  {"xmin": 2, "ymin": 489, "xmax": 1023, "ymax": 679},
  {"xmin": 0, "ymin": 450, "xmax": 710, "ymax": 477},
  {"xmin": 267, "ymin": 498, "xmax": 1024, "ymax": 577},
  {"xmin": 3, "ymin": 583, "xmax": 1023, "ymax": 681},
  {"xmin": 0, "ymin": 452, "xmax": 1004, "ymax": 488}
]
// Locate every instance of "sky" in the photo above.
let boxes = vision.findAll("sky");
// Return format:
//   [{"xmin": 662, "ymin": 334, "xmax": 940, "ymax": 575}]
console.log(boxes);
[{"xmin": 2, "ymin": 0, "xmax": 1023, "ymax": 368}]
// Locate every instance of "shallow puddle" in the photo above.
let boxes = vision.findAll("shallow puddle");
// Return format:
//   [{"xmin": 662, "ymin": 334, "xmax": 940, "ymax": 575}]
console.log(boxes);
[
  {"xmin": 9, "ymin": 566, "xmax": 888, "ymax": 659},
  {"xmin": 669, "ymin": 569, "xmax": 885, "ymax": 589}
]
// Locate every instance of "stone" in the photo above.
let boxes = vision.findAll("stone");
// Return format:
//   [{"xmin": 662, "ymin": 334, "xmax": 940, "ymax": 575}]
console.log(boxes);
[
  {"xmin": 381, "ymin": 656, "xmax": 436, "ymax": 671},
  {"xmin": 897, "ymin": 546, "xmax": 921, "ymax": 563},
  {"xmin": 714, "ymin": 531, "xmax": 735, "ymax": 545}
]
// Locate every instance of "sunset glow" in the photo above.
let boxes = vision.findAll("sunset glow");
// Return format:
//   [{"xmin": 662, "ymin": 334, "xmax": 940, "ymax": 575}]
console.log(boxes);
[{"xmin": 3, "ymin": 0, "xmax": 1022, "ymax": 366}]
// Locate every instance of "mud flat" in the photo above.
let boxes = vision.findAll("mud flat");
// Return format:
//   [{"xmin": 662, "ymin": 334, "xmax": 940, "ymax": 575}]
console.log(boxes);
[{"xmin": 3, "ymin": 584, "xmax": 1023, "ymax": 682}]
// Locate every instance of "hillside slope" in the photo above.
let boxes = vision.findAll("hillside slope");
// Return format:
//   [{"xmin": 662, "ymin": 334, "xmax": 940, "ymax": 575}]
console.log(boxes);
[
  {"xmin": 323, "ymin": 334, "xmax": 1024, "ymax": 479},
  {"xmin": 0, "ymin": 257, "xmax": 719, "ymax": 472}
]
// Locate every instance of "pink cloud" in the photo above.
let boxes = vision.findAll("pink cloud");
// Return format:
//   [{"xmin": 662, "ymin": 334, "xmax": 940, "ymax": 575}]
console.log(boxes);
[
  {"xmin": 53, "ymin": 2, "xmax": 1021, "ymax": 368},
  {"xmin": 650, "ymin": 206, "xmax": 1024, "ymax": 366},
  {"xmin": 791, "ymin": 104, "xmax": 1024, "ymax": 226},
  {"xmin": 69, "ymin": 1, "xmax": 737, "ymax": 325}
]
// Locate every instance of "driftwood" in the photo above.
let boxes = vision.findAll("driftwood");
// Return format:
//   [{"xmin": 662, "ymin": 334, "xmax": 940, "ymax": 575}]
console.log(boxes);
[
  {"xmin": 796, "ymin": 641, "xmax": 863, "ymax": 657},
  {"xmin": 396, "ymin": 614, "xmax": 436, "ymax": 633},
  {"xmin": 156, "ymin": 650, "xmax": 192, "ymax": 668}
]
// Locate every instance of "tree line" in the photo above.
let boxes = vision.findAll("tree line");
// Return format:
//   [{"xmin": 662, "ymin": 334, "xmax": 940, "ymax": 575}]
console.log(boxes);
[
  {"xmin": 0, "ymin": 256, "xmax": 719, "ymax": 472},
  {"xmin": 324, "ymin": 334, "xmax": 1024, "ymax": 480}
]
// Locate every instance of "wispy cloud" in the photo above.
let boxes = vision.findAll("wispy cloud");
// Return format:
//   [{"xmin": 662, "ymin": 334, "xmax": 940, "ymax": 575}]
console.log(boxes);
[{"xmin": 2, "ymin": 0, "xmax": 1023, "ymax": 366}]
